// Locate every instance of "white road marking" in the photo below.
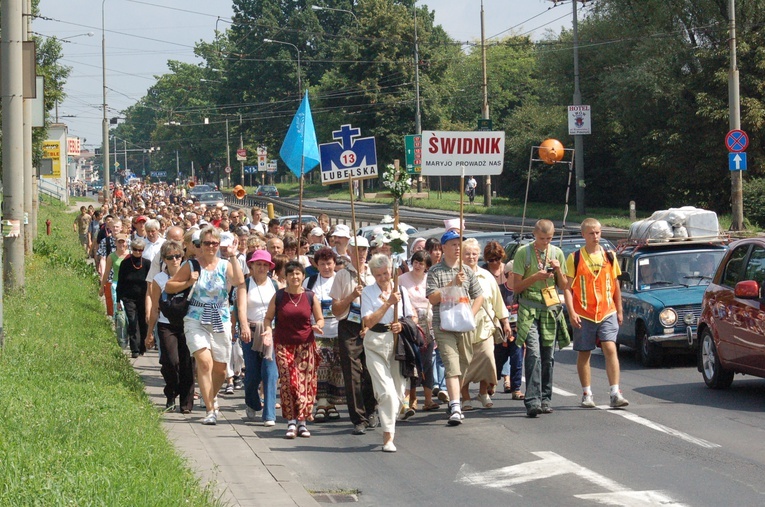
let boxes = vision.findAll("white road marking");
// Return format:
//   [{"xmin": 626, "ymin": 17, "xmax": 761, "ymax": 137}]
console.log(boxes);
[
  {"xmin": 519, "ymin": 376, "xmax": 577, "ymax": 397},
  {"xmin": 600, "ymin": 407, "xmax": 721, "ymax": 449},
  {"xmin": 458, "ymin": 451, "xmax": 687, "ymax": 507}
]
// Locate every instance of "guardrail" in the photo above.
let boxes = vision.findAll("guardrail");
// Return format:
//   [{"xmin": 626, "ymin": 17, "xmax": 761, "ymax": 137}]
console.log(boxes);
[{"xmin": 223, "ymin": 192, "xmax": 630, "ymax": 239}]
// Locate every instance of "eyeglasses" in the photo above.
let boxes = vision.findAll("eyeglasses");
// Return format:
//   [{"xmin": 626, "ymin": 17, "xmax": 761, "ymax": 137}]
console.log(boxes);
[
  {"xmin": 164, "ymin": 254, "xmax": 183, "ymax": 260},
  {"xmin": 487, "ymin": 257, "xmax": 502, "ymax": 262},
  {"xmin": 202, "ymin": 241, "xmax": 220, "ymax": 247},
  {"xmin": 132, "ymin": 248, "xmax": 144, "ymax": 252}
]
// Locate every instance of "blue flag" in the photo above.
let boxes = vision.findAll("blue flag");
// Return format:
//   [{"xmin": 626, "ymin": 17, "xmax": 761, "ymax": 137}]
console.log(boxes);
[{"xmin": 280, "ymin": 92, "xmax": 320, "ymax": 177}]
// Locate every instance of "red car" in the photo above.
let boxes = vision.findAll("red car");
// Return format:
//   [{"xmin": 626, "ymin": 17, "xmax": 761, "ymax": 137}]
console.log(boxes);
[{"xmin": 697, "ymin": 237, "xmax": 765, "ymax": 388}]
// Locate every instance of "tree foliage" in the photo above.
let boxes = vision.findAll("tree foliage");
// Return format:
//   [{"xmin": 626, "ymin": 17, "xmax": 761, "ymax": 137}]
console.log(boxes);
[{"xmin": 104, "ymin": 0, "xmax": 765, "ymax": 217}]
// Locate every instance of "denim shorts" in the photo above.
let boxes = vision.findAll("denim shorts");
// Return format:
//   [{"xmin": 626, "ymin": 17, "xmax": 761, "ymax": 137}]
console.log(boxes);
[{"xmin": 572, "ymin": 313, "xmax": 618, "ymax": 351}]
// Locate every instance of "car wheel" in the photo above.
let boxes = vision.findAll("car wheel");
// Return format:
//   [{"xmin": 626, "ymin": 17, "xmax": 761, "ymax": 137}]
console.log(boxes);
[
  {"xmin": 636, "ymin": 324, "xmax": 662, "ymax": 367},
  {"xmin": 700, "ymin": 329, "xmax": 734, "ymax": 389}
]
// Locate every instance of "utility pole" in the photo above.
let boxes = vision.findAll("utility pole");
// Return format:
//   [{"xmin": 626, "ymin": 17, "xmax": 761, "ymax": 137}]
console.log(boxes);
[
  {"xmin": 101, "ymin": 0, "xmax": 110, "ymax": 208},
  {"xmin": 480, "ymin": 0, "xmax": 491, "ymax": 207},
  {"xmin": 239, "ymin": 114, "xmax": 245, "ymax": 187},
  {"xmin": 23, "ymin": 0, "xmax": 35, "ymax": 252},
  {"xmin": 572, "ymin": 0, "xmax": 585, "ymax": 214},
  {"xmin": 414, "ymin": 2, "xmax": 423, "ymax": 193},
  {"xmin": 2, "ymin": 0, "xmax": 26, "ymax": 291},
  {"xmin": 729, "ymin": 0, "xmax": 744, "ymax": 230},
  {"xmin": 225, "ymin": 118, "xmax": 231, "ymax": 187}
]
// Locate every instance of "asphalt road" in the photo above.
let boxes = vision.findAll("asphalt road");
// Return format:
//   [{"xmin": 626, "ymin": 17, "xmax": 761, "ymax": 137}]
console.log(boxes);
[{"xmin": 250, "ymin": 347, "xmax": 765, "ymax": 507}]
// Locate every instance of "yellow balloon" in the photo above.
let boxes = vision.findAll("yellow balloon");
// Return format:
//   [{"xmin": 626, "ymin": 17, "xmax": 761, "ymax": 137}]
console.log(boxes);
[{"xmin": 539, "ymin": 138, "xmax": 565, "ymax": 165}]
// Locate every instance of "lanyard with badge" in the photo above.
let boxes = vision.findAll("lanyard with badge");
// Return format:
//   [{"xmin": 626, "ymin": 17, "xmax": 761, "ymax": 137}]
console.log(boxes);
[{"xmin": 535, "ymin": 245, "xmax": 559, "ymax": 307}]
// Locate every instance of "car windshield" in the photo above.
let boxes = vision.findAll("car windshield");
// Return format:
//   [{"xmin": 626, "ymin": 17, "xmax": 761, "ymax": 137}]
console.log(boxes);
[
  {"xmin": 199, "ymin": 192, "xmax": 222, "ymax": 200},
  {"xmin": 637, "ymin": 250, "xmax": 725, "ymax": 290}
]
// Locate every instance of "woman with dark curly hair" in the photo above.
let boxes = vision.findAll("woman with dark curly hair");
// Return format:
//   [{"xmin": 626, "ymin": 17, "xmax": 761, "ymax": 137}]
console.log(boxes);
[{"xmin": 263, "ymin": 261, "xmax": 324, "ymax": 439}]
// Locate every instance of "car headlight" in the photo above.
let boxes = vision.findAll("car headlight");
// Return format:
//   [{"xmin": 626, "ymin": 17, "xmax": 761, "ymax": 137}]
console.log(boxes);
[
  {"xmin": 683, "ymin": 312, "xmax": 695, "ymax": 326},
  {"xmin": 659, "ymin": 308, "xmax": 678, "ymax": 328}
]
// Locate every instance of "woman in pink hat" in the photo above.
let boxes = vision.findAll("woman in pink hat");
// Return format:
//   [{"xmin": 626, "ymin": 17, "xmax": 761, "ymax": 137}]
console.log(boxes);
[{"xmin": 241, "ymin": 249, "xmax": 280, "ymax": 426}]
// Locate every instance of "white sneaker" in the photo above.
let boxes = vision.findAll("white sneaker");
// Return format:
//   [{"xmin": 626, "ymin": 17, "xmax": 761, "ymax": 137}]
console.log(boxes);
[
  {"xmin": 448, "ymin": 409, "xmax": 463, "ymax": 426},
  {"xmin": 245, "ymin": 407, "xmax": 259, "ymax": 420},
  {"xmin": 382, "ymin": 441, "xmax": 397, "ymax": 453},
  {"xmin": 202, "ymin": 411, "xmax": 217, "ymax": 425},
  {"xmin": 610, "ymin": 392, "xmax": 629, "ymax": 408},
  {"xmin": 581, "ymin": 394, "xmax": 596, "ymax": 408},
  {"xmin": 263, "ymin": 420, "xmax": 276, "ymax": 427}
]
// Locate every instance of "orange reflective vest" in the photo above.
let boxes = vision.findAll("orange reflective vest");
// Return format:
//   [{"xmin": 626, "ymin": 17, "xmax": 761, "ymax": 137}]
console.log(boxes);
[{"xmin": 571, "ymin": 248, "xmax": 617, "ymax": 323}]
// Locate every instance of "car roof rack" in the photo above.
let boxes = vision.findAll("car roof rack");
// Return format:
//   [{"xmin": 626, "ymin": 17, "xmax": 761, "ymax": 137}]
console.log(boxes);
[{"xmin": 616, "ymin": 234, "xmax": 730, "ymax": 253}]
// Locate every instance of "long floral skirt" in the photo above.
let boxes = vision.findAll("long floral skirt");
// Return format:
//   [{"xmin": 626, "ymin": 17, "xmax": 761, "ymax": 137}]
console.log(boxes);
[
  {"xmin": 315, "ymin": 338, "xmax": 346, "ymax": 406},
  {"xmin": 275, "ymin": 342, "xmax": 319, "ymax": 421}
]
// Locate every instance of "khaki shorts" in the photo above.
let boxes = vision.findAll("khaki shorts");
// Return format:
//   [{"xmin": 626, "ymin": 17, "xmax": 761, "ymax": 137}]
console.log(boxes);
[
  {"xmin": 184, "ymin": 317, "xmax": 233, "ymax": 364},
  {"xmin": 433, "ymin": 328, "xmax": 472, "ymax": 378}
]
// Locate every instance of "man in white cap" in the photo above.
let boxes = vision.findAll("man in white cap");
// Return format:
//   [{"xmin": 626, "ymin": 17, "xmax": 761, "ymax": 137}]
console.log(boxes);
[
  {"xmin": 331, "ymin": 224, "xmax": 352, "ymax": 261},
  {"xmin": 330, "ymin": 236, "xmax": 378, "ymax": 435},
  {"xmin": 308, "ymin": 226, "xmax": 326, "ymax": 246}
]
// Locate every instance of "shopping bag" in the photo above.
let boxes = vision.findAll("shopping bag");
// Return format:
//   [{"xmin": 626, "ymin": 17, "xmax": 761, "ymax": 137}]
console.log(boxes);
[{"xmin": 439, "ymin": 286, "xmax": 476, "ymax": 332}]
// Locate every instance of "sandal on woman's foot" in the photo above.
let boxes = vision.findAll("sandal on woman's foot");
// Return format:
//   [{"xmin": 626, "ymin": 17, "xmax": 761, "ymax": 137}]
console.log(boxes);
[
  {"xmin": 423, "ymin": 401, "xmax": 441, "ymax": 411},
  {"xmin": 313, "ymin": 406, "xmax": 328, "ymax": 423},
  {"xmin": 285, "ymin": 424, "xmax": 297, "ymax": 439},
  {"xmin": 297, "ymin": 425, "xmax": 311, "ymax": 438},
  {"xmin": 503, "ymin": 377, "xmax": 512, "ymax": 393},
  {"xmin": 461, "ymin": 398, "xmax": 474, "ymax": 411},
  {"xmin": 326, "ymin": 406, "xmax": 340, "ymax": 420},
  {"xmin": 511, "ymin": 391, "xmax": 525, "ymax": 400}
]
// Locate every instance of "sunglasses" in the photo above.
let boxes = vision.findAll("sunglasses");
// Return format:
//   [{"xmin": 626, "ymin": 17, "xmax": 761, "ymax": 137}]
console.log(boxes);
[
  {"xmin": 487, "ymin": 257, "xmax": 502, "ymax": 262},
  {"xmin": 132, "ymin": 248, "xmax": 144, "ymax": 252},
  {"xmin": 202, "ymin": 241, "xmax": 220, "ymax": 247},
  {"xmin": 165, "ymin": 254, "xmax": 183, "ymax": 260}
]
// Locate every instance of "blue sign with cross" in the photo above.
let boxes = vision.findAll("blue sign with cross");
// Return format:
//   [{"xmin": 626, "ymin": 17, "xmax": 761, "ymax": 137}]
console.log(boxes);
[
  {"xmin": 729, "ymin": 152, "xmax": 747, "ymax": 171},
  {"xmin": 319, "ymin": 124, "xmax": 378, "ymax": 185},
  {"xmin": 726, "ymin": 130, "xmax": 749, "ymax": 153}
]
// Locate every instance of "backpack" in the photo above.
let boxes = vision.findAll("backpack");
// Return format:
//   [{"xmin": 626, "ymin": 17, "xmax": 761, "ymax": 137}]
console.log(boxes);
[{"xmin": 159, "ymin": 259, "xmax": 200, "ymax": 328}]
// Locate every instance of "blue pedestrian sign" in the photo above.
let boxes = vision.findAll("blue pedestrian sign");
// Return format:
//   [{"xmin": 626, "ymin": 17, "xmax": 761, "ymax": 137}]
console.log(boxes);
[
  {"xmin": 319, "ymin": 124, "xmax": 378, "ymax": 185},
  {"xmin": 726, "ymin": 130, "xmax": 749, "ymax": 153},
  {"xmin": 729, "ymin": 152, "xmax": 747, "ymax": 171}
]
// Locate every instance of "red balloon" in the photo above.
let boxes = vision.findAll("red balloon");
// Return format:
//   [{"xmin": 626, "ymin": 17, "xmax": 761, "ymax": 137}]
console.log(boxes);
[{"xmin": 539, "ymin": 139, "xmax": 565, "ymax": 164}]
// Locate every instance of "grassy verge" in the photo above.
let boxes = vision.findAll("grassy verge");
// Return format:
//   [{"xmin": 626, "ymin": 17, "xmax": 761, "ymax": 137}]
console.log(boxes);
[{"xmin": 0, "ymin": 199, "xmax": 219, "ymax": 506}]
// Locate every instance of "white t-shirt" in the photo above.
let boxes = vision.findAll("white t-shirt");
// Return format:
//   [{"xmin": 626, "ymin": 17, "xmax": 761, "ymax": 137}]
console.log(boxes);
[
  {"xmin": 143, "ymin": 237, "xmax": 165, "ymax": 262},
  {"xmin": 304, "ymin": 272, "xmax": 338, "ymax": 338},
  {"xmin": 246, "ymin": 277, "xmax": 277, "ymax": 323},
  {"xmin": 361, "ymin": 283, "xmax": 413, "ymax": 325}
]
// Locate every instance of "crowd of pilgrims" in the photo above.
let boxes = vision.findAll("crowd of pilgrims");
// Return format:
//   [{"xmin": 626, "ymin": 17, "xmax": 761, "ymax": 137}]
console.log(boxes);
[{"xmin": 75, "ymin": 182, "xmax": 525, "ymax": 453}]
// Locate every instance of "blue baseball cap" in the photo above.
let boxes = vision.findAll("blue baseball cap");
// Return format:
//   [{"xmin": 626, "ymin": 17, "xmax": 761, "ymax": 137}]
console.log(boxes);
[{"xmin": 440, "ymin": 230, "xmax": 461, "ymax": 245}]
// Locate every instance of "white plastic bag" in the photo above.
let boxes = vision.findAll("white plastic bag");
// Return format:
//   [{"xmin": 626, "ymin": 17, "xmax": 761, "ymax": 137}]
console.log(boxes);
[{"xmin": 439, "ymin": 286, "xmax": 476, "ymax": 332}]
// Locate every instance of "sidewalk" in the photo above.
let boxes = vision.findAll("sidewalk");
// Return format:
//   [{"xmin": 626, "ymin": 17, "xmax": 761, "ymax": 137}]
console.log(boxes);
[{"xmin": 132, "ymin": 351, "xmax": 320, "ymax": 507}]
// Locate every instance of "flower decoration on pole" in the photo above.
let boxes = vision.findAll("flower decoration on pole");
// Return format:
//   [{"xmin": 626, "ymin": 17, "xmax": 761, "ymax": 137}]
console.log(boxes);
[
  {"xmin": 372, "ymin": 220, "xmax": 410, "ymax": 255},
  {"xmin": 382, "ymin": 163, "xmax": 412, "ymax": 201}
]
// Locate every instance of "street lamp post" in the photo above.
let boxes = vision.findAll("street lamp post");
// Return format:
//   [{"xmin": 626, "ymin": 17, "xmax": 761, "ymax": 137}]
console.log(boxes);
[
  {"xmin": 101, "ymin": 0, "xmax": 110, "ymax": 208},
  {"xmin": 311, "ymin": 5, "xmax": 360, "ymax": 25},
  {"xmin": 263, "ymin": 38, "xmax": 302, "ymax": 96}
]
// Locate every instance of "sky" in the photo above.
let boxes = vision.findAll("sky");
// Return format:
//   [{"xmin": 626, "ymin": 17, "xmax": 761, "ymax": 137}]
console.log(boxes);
[{"xmin": 34, "ymin": 0, "xmax": 573, "ymax": 148}]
